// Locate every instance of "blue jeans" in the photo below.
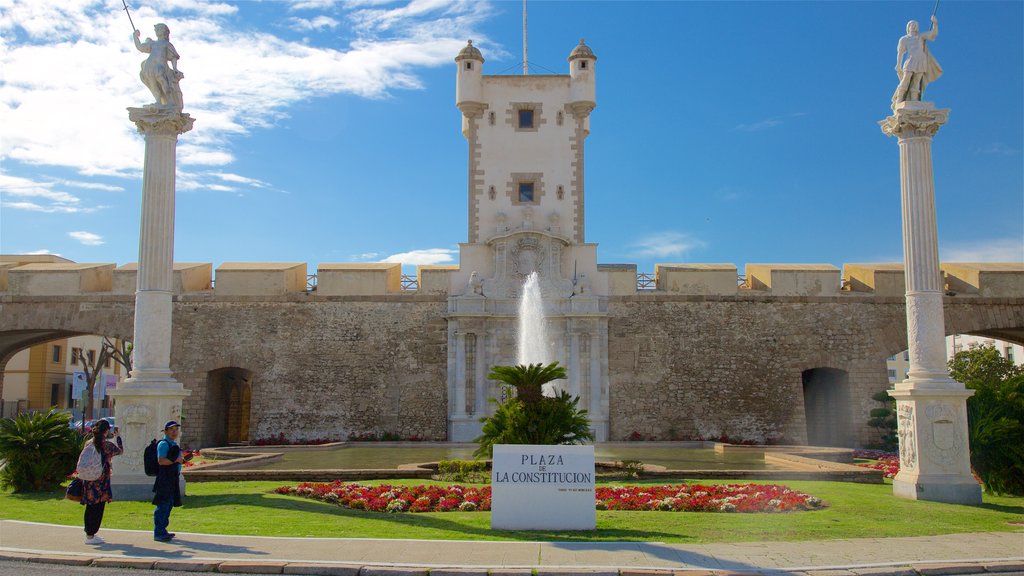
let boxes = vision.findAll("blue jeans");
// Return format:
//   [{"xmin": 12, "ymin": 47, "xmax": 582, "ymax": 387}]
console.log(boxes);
[{"xmin": 153, "ymin": 500, "xmax": 173, "ymax": 537}]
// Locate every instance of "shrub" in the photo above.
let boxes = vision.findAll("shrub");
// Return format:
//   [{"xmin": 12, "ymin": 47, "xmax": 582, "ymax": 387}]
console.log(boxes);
[
  {"xmin": 866, "ymin": 390, "xmax": 898, "ymax": 451},
  {"xmin": 436, "ymin": 459, "xmax": 488, "ymax": 483},
  {"xmin": 0, "ymin": 410, "xmax": 84, "ymax": 492},
  {"xmin": 473, "ymin": 363, "xmax": 594, "ymax": 459},
  {"xmin": 949, "ymin": 344, "xmax": 1024, "ymax": 496}
]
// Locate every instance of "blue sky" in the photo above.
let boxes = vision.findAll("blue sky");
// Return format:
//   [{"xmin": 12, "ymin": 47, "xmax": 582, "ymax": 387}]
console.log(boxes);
[{"xmin": 2, "ymin": 0, "xmax": 1022, "ymax": 275}]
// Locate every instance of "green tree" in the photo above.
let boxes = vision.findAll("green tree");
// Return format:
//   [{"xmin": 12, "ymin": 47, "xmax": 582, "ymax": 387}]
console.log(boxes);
[
  {"xmin": 948, "ymin": 343, "xmax": 1024, "ymax": 496},
  {"xmin": 473, "ymin": 362, "xmax": 594, "ymax": 459},
  {"xmin": 0, "ymin": 409, "xmax": 84, "ymax": 492}
]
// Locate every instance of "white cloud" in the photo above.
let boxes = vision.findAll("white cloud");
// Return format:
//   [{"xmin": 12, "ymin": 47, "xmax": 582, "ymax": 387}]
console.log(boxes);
[
  {"xmin": 23, "ymin": 249, "xmax": 59, "ymax": 255},
  {"xmin": 380, "ymin": 248, "xmax": 457, "ymax": 265},
  {"xmin": 0, "ymin": 0, "xmax": 493, "ymax": 186},
  {"xmin": 974, "ymin": 142, "xmax": 1020, "ymax": 156},
  {"xmin": 288, "ymin": 16, "xmax": 341, "ymax": 32},
  {"xmin": 0, "ymin": 173, "xmax": 103, "ymax": 212},
  {"xmin": 630, "ymin": 232, "xmax": 705, "ymax": 259},
  {"xmin": 68, "ymin": 231, "xmax": 104, "ymax": 245},
  {"xmin": 941, "ymin": 238, "xmax": 1024, "ymax": 262}
]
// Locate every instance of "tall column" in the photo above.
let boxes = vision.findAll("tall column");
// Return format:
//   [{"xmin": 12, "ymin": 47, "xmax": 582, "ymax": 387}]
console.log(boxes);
[
  {"xmin": 108, "ymin": 107, "xmax": 193, "ymax": 501},
  {"xmin": 454, "ymin": 331, "xmax": 467, "ymax": 416},
  {"xmin": 568, "ymin": 332, "xmax": 581, "ymax": 398},
  {"xmin": 880, "ymin": 101, "xmax": 980, "ymax": 504}
]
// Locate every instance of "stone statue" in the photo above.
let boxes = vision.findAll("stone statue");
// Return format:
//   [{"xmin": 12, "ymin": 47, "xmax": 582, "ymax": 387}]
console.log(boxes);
[
  {"xmin": 134, "ymin": 24, "xmax": 184, "ymax": 111},
  {"xmin": 892, "ymin": 15, "xmax": 942, "ymax": 109},
  {"xmin": 468, "ymin": 271, "xmax": 484, "ymax": 295},
  {"xmin": 572, "ymin": 273, "xmax": 590, "ymax": 295}
]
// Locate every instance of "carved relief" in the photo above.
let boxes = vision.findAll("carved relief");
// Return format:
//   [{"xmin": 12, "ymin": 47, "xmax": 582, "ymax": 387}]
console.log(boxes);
[
  {"xmin": 897, "ymin": 403, "xmax": 917, "ymax": 470},
  {"xmin": 921, "ymin": 403, "xmax": 964, "ymax": 468},
  {"xmin": 879, "ymin": 107, "xmax": 949, "ymax": 139}
]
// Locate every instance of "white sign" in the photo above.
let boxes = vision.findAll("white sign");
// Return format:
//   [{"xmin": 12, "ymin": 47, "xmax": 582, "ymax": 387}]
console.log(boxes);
[{"xmin": 491, "ymin": 444, "xmax": 595, "ymax": 530}]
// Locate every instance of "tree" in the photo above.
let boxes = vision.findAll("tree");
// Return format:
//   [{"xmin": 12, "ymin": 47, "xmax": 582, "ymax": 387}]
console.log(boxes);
[
  {"xmin": 948, "ymin": 343, "xmax": 1024, "ymax": 496},
  {"xmin": 473, "ymin": 362, "xmax": 594, "ymax": 459},
  {"xmin": 102, "ymin": 337, "xmax": 132, "ymax": 379},
  {"xmin": 77, "ymin": 345, "xmax": 111, "ymax": 425}
]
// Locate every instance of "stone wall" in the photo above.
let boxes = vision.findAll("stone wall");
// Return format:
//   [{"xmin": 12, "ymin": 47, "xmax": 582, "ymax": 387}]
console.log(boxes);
[
  {"xmin": 170, "ymin": 297, "xmax": 449, "ymax": 447},
  {"xmin": 605, "ymin": 295, "xmax": 909, "ymax": 447}
]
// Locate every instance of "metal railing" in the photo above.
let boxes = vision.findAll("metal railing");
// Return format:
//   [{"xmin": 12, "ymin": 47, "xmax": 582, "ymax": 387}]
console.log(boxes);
[
  {"xmin": 636, "ymin": 272, "xmax": 656, "ymax": 290},
  {"xmin": 306, "ymin": 274, "xmax": 318, "ymax": 292},
  {"xmin": 401, "ymin": 275, "xmax": 418, "ymax": 291}
]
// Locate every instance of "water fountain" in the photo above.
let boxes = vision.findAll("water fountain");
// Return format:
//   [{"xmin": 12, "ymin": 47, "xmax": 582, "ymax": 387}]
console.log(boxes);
[{"xmin": 516, "ymin": 272, "xmax": 560, "ymax": 396}]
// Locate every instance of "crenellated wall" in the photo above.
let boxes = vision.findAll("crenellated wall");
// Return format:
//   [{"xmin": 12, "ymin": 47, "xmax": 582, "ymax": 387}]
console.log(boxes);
[{"xmin": 1, "ymin": 257, "xmax": 1022, "ymax": 448}]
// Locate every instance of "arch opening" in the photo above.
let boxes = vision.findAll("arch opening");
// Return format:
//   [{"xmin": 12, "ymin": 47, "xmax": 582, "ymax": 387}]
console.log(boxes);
[
  {"xmin": 801, "ymin": 367, "xmax": 852, "ymax": 447},
  {"xmin": 206, "ymin": 367, "xmax": 254, "ymax": 446}
]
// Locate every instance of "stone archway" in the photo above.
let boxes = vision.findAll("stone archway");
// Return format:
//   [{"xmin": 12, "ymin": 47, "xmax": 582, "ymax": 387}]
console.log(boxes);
[
  {"xmin": 206, "ymin": 368, "xmax": 253, "ymax": 446},
  {"xmin": 802, "ymin": 367, "xmax": 852, "ymax": 447}
]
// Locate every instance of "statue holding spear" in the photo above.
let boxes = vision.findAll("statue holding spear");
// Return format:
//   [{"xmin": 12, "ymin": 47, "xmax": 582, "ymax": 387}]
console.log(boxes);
[
  {"xmin": 124, "ymin": 1, "xmax": 184, "ymax": 111},
  {"xmin": 891, "ymin": 0, "xmax": 943, "ymax": 110}
]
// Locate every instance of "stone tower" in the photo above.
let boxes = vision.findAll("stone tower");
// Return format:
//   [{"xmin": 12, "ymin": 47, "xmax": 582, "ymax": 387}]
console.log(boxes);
[{"xmin": 447, "ymin": 39, "xmax": 610, "ymax": 442}]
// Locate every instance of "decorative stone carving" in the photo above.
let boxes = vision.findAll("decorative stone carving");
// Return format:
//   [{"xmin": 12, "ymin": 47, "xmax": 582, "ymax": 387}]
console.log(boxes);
[
  {"xmin": 892, "ymin": 16, "xmax": 942, "ymax": 110},
  {"xmin": 879, "ymin": 103, "xmax": 949, "ymax": 139},
  {"xmin": 133, "ymin": 24, "xmax": 185, "ymax": 112},
  {"xmin": 897, "ymin": 403, "xmax": 917, "ymax": 470},
  {"xmin": 921, "ymin": 403, "xmax": 964, "ymax": 467},
  {"xmin": 480, "ymin": 232, "xmax": 573, "ymax": 299},
  {"xmin": 468, "ymin": 271, "xmax": 484, "ymax": 296}
]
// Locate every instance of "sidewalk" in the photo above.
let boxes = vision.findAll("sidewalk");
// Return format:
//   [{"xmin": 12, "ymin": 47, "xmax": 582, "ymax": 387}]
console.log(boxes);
[{"xmin": 0, "ymin": 520, "xmax": 1022, "ymax": 575}]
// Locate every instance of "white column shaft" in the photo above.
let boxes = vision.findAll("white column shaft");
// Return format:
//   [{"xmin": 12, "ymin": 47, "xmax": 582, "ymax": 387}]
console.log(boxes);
[
  {"xmin": 474, "ymin": 332, "xmax": 487, "ymax": 415},
  {"xmin": 454, "ymin": 332, "xmax": 467, "ymax": 416}
]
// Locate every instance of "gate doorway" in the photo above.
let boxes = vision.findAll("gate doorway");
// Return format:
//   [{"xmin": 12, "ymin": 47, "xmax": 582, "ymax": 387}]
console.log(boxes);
[
  {"xmin": 209, "ymin": 368, "xmax": 253, "ymax": 445},
  {"xmin": 802, "ymin": 367, "xmax": 852, "ymax": 447}
]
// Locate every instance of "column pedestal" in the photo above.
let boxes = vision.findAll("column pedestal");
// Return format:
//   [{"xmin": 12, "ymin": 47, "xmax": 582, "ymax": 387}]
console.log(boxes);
[
  {"xmin": 880, "ymin": 101, "xmax": 980, "ymax": 505},
  {"xmin": 109, "ymin": 106, "xmax": 193, "ymax": 501}
]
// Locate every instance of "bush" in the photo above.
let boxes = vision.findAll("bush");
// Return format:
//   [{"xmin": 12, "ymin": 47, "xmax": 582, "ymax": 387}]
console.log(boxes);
[
  {"xmin": 949, "ymin": 344, "xmax": 1024, "ymax": 496},
  {"xmin": 473, "ymin": 362, "xmax": 594, "ymax": 459},
  {"xmin": 866, "ymin": 390, "xmax": 898, "ymax": 451},
  {"xmin": 0, "ymin": 410, "xmax": 84, "ymax": 492},
  {"xmin": 436, "ymin": 459, "xmax": 488, "ymax": 483}
]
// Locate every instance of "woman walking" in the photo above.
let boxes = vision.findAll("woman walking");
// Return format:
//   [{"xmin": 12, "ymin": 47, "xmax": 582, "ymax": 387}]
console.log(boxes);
[{"xmin": 81, "ymin": 419, "xmax": 123, "ymax": 544}]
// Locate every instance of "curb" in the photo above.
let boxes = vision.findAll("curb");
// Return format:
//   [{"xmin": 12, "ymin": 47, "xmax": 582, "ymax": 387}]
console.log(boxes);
[{"xmin": 2, "ymin": 551, "xmax": 1023, "ymax": 576}]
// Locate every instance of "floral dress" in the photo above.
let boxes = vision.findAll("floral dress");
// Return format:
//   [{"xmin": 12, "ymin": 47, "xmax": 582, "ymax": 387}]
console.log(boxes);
[{"xmin": 81, "ymin": 439, "xmax": 124, "ymax": 505}]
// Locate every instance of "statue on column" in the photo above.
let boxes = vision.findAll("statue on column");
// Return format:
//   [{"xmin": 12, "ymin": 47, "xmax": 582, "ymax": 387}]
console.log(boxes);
[
  {"xmin": 892, "ymin": 15, "xmax": 942, "ymax": 110},
  {"xmin": 133, "ymin": 23, "xmax": 184, "ymax": 111}
]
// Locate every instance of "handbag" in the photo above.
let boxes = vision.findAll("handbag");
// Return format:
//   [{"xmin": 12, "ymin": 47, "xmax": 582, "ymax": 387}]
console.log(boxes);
[{"xmin": 65, "ymin": 478, "xmax": 83, "ymax": 502}]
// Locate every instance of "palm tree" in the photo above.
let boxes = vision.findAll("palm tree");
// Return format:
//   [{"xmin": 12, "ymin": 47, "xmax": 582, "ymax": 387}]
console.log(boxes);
[
  {"xmin": 0, "ymin": 410, "xmax": 83, "ymax": 492},
  {"xmin": 487, "ymin": 362, "xmax": 567, "ymax": 405},
  {"xmin": 474, "ymin": 362, "xmax": 593, "ymax": 459}
]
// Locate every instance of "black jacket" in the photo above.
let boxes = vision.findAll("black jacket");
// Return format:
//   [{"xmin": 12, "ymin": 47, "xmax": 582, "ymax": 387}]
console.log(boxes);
[{"xmin": 151, "ymin": 441, "xmax": 182, "ymax": 507}]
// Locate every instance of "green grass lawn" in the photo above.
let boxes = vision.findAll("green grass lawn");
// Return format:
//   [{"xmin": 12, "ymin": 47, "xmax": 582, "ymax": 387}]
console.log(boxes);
[{"xmin": 2, "ymin": 478, "xmax": 1020, "ymax": 543}]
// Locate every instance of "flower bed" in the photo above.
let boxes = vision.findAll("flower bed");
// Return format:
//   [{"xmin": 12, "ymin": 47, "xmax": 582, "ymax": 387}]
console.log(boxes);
[
  {"xmin": 854, "ymin": 449, "xmax": 899, "ymax": 478},
  {"xmin": 595, "ymin": 483, "xmax": 823, "ymax": 512},
  {"xmin": 275, "ymin": 482, "xmax": 490, "ymax": 513},
  {"xmin": 274, "ymin": 481, "xmax": 824, "ymax": 513}
]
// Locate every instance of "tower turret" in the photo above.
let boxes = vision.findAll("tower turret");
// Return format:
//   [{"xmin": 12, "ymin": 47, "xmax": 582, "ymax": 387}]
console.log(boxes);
[
  {"xmin": 568, "ymin": 38, "xmax": 597, "ymax": 113},
  {"xmin": 455, "ymin": 40, "xmax": 484, "ymax": 111}
]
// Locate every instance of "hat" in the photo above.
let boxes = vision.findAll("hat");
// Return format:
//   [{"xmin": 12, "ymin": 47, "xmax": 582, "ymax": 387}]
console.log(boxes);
[{"xmin": 163, "ymin": 420, "xmax": 180, "ymax": 430}]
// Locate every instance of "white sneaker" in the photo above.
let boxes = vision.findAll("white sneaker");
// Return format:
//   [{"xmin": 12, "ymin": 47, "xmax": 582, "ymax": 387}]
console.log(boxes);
[{"xmin": 84, "ymin": 535, "xmax": 105, "ymax": 545}]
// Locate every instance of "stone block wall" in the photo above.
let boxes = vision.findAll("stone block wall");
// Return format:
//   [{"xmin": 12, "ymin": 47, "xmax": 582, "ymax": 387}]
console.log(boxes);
[
  {"xmin": 604, "ymin": 295, "xmax": 907, "ymax": 447},
  {"xmin": 170, "ymin": 297, "xmax": 449, "ymax": 447}
]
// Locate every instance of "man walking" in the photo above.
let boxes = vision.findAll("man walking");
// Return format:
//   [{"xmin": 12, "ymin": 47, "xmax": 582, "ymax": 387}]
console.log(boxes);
[{"xmin": 153, "ymin": 421, "xmax": 183, "ymax": 542}]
